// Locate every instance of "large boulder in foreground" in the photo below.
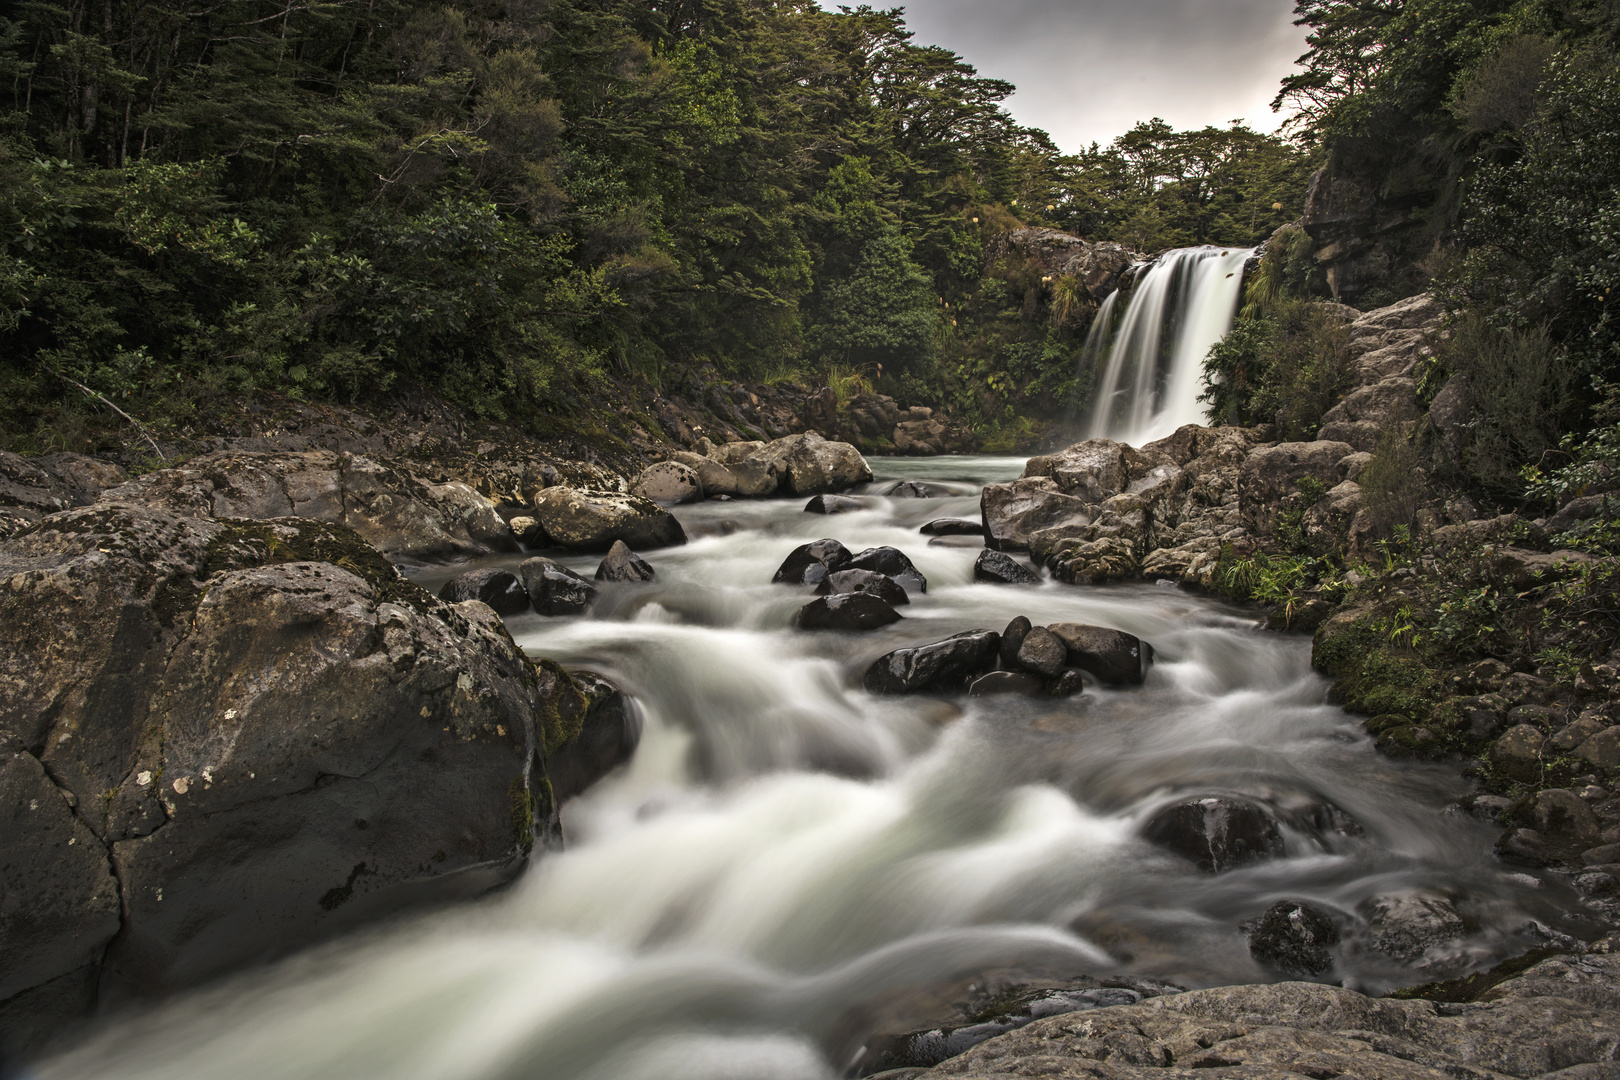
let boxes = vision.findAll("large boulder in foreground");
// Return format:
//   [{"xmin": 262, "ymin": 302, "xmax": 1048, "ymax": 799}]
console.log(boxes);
[
  {"xmin": 532, "ymin": 486, "xmax": 686, "ymax": 552},
  {"xmin": 0, "ymin": 509, "xmax": 555, "ymax": 1049},
  {"xmin": 864, "ymin": 631, "xmax": 1001, "ymax": 695},
  {"xmin": 749, "ymin": 432, "xmax": 872, "ymax": 496}
]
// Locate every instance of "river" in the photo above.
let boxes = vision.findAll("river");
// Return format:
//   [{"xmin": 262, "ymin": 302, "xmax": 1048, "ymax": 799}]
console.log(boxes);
[{"xmin": 39, "ymin": 456, "xmax": 1578, "ymax": 1080}]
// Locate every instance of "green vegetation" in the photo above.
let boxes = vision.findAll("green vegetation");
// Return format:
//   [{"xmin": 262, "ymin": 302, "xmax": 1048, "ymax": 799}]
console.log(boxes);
[{"xmin": 0, "ymin": 0, "xmax": 1310, "ymax": 455}]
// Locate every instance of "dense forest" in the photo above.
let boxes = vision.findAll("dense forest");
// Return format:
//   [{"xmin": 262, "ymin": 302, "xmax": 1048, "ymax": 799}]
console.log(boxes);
[{"xmin": 0, "ymin": 0, "xmax": 1307, "ymax": 454}]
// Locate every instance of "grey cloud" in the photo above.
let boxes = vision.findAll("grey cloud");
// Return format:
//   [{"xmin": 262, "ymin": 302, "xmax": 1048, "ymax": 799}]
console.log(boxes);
[{"xmin": 878, "ymin": 0, "xmax": 1309, "ymax": 150}]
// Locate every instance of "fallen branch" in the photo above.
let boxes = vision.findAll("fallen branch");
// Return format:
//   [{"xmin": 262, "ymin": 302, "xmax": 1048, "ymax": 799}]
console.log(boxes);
[{"xmin": 45, "ymin": 368, "xmax": 167, "ymax": 462}]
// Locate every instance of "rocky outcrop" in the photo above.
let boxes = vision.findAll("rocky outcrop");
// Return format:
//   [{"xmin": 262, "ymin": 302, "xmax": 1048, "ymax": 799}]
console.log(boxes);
[
  {"xmin": 95, "ymin": 449, "xmax": 517, "ymax": 563},
  {"xmin": 531, "ymin": 487, "xmax": 686, "ymax": 552},
  {"xmin": 0, "ymin": 509, "xmax": 567, "ymax": 1049},
  {"xmin": 911, "ymin": 949, "xmax": 1620, "ymax": 1079}
]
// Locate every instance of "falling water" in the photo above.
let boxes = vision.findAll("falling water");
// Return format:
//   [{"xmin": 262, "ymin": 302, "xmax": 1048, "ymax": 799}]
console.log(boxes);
[{"xmin": 1085, "ymin": 246, "xmax": 1254, "ymax": 446}]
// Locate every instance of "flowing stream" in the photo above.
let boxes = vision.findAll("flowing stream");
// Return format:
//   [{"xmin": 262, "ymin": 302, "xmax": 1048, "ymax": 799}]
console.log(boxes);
[
  {"xmin": 1086, "ymin": 246, "xmax": 1255, "ymax": 445},
  {"xmin": 40, "ymin": 457, "xmax": 1582, "ymax": 1080}
]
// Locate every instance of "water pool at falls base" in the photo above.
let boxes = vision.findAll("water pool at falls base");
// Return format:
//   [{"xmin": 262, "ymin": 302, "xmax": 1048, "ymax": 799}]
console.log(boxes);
[{"xmin": 38, "ymin": 456, "xmax": 1594, "ymax": 1080}]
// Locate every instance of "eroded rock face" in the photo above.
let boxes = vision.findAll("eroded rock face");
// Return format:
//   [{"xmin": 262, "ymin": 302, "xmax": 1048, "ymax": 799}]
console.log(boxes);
[
  {"xmin": 98, "ymin": 449, "xmax": 516, "ymax": 562},
  {"xmin": 980, "ymin": 478, "xmax": 1093, "ymax": 554},
  {"xmin": 0, "ymin": 509, "xmax": 550, "ymax": 1047},
  {"xmin": 532, "ymin": 487, "xmax": 686, "ymax": 552},
  {"xmin": 864, "ymin": 631, "xmax": 1001, "ymax": 695},
  {"xmin": 916, "ymin": 951, "xmax": 1620, "ymax": 1079},
  {"xmin": 1238, "ymin": 441, "xmax": 1356, "ymax": 534}
]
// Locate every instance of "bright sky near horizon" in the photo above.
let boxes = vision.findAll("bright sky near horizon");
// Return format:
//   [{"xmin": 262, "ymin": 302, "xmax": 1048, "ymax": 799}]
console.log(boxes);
[{"xmin": 861, "ymin": 0, "xmax": 1310, "ymax": 152}]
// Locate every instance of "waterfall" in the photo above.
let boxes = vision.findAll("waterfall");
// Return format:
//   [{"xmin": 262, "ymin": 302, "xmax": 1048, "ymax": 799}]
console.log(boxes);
[{"xmin": 1084, "ymin": 246, "xmax": 1253, "ymax": 446}]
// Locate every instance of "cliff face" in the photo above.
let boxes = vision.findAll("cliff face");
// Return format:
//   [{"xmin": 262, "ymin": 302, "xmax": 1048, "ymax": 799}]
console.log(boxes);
[{"xmin": 1300, "ymin": 152, "xmax": 1447, "ymax": 309}]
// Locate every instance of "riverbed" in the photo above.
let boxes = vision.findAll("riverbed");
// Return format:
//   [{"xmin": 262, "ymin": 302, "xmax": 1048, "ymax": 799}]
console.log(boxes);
[{"xmin": 39, "ymin": 456, "xmax": 1578, "ymax": 1080}]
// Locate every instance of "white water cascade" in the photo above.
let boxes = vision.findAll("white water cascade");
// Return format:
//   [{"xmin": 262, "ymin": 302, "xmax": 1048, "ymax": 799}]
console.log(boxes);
[{"xmin": 1085, "ymin": 246, "xmax": 1254, "ymax": 445}]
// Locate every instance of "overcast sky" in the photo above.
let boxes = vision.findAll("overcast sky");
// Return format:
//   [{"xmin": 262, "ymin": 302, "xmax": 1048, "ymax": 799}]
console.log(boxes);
[{"xmin": 863, "ymin": 0, "xmax": 1310, "ymax": 152}]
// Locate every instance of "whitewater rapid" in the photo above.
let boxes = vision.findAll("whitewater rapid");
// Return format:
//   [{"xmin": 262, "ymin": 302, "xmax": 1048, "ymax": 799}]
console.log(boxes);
[{"xmin": 38, "ymin": 457, "xmax": 1568, "ymax": 1080}]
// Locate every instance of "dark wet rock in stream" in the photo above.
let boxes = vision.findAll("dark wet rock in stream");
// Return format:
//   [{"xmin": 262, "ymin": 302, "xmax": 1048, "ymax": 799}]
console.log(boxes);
[
  {"xmin": 772, "ymin": 538, "xmax": 852, "ymax": 585},
  {"xmin": 595, "ymin": 540, "xmax": 655, "ymax": 583},
  {"xmin": 804, "ymin": 494, "xmax": 863, "ymax": 514},
  {"xmin": 1247, "ymin": 900, "xmax": 1341, "ymax": 976},
  {"xmin": 888, "ymin": 480, "xmax": 954, "ymax": 498},
  {"xmin": 546, "ymin": 670, "xmax": 641, "ymax": 804},
  {"xmin": 438, "ymin": 568, "xmax": 530, "ymax": 615},
  {"xmin": 864, "ymin": 631, "xmax": 1000, "ymax": 695},
  {"xmin": 999, "ymin": 616, "xmax": 1032, "ymax": 668},
  {"xmin": 967, "ymin": 671, "xmax": 1046, "ymax": 696},
  {"xmin": 1144, "ymin": 796, "xmax": 1286, "ymax": 872},
  {"xmin": 814, "ymin": 569, "xmax": 910, "ymax": 606},
  {"xmin": 1354, "ymin": 893, "xmax": 1469, "ymax": 967},
  {"xmin": 846, "ymin": 546, "xmax": 927, "ymax": 593},
  {"xmin": 1015, "ymin": 626, "xmax": 1067, "ymax": 678},
  {"xmin": 519, "ymin": 556, "xmax": 598, "ymax": 615},
  {"xmin": 1047, "ymin": 622, "xmax": 1153, "ymax": 686},
  {"xmin": 794, "ymin": 592, "xmax": 903, "ymax": 632},
  {"xmin": 974, "ymin": 549, "xmax": 1038, "ymax": 584},
  {"xmin": 0, "ymin": 509, "xmax": 554, "ymax": 1048},
  {"xmin": 919, "ymin": 517, "xmax": 984, "ymax": 537}
]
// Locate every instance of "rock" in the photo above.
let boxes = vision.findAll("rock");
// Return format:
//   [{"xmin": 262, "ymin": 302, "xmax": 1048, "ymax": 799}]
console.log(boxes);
[
  {"xmin": 920, "ymin": 517, "xmax": 984, "ymax": 537},
  {"xmin": 1357, "ymin": 893, "xmax": 1467, "ymax": 963},
  {"xmin": 999, "ymin": 616, "xmax": 1032, "ymax": 669},
  {"xmin": 1048, "ymin": 535, "xmax": 1141, "ymax": 585},
  {"xmin": 632, "ymin": 461, "xmax": 703, "ymax": 505},
  {"xmin": 888, "ymin": 480, "xmax": 954, "ymax": 498},
  {"xmin": 1143, "ymin": 796, "xmax": 1285, "ymax": 872},
  {"xmin": 0, "ymin": 509, "xmax": 548, "ymax": 1034},
  {"xmin": 979, "ymin": 478, "xmax": 1092, "ymax": 554},
  {"xmin": 917, "ymin": 951, "xmax": 1620, "ymax": 1080},
  {"xmin": 532, "ymin": 487, "xmax": 686, "ymax": 552},
  {"xmin": 805, "ymin": 494, "xmax": 863, "ymax": 514},
  {"xmin": 1580, "ymin": 728, "xmax": 1620, "ymax": 770},
  {"xmin": 1248, "ymin": 900, "xmax": 1340, "ymax": 977},
  {"xmin": 1529, "ymin": 788, "xmax": 1602, "ymax": 841},
  {"xmin": 1016, "ymin": 627, "xmax": 1067, "ymax": 678},
  {"xmin": 974, "ymin": 549, "xmax": 1038, "ymax": 584},
  {"xmin": 967, "ymin": 671, "xmax": 1045, "ymax": 696},
  {"xmin": 1498, "ymin": 827, "xmax": 1557, "ymax": 867},
  {"xmin": 794, "ymin": 593, "xmax": 903, "ymax": 632},
  {"xmin": 0, "ymin": 737, "xmax": 123, "ymax": 1044},
  {"xmin": 508, "ymin": 515, "xmax": 548, "ymax": 546},
  {"xmin": 771, "ymin": 538, "xmax": 852, "ymax": 585},
  {"xmin": 437, "ymin": 568, "xmax": 530, "ymax": 615},
  {"xmin": 680, "ymin": 453, "xmax": 778, "ymax": 498},
  {"xmin": 98, "ymin": 449, "xmax": 518, "ymax": 562},
  {"xmin": 847, "ymin": 546, "xmax": 927, "ymax": 593},
  {"xmin": 1492, "ymin": 724, "xmax": 1548, "ymax": 784},
  {"xmin": 815, "ymin": 569, "xmax": 910, "ymax": 606},
  {"xmin": 708, "ymin": 440, "xmax": 766, "ymax": 465},
  {"xmin": 1047, "ymin": 623, "xmax": 1153, "ymax": 686},
  {"xmin": 1023, "ymin": 439, "xmax": 1128, "ymax": 503},
  {"xmin": 748, "ymin": 432, "xmax": 872, "ymax": 495},
  {"xmin": 519, "ymin": 556, "xmax": 598, "ymax": 615},
  {"xmin": 863, "ymin": 631, "xmax": 1001, "ymax": 695},
  {"xmin": 1050, "ymin": 669, "xmax": 1085, "ymax": 697},
  {"xmin": 545, "ymin": 670, "xmax": 641, "ymax": 803},
  {"xmin": 595, "ymin": 540, "xmax": 655, "ymax": 583},
  {"xmin": 1237, "ymin": 441, "xmax": 1356, "ymax": 533}
]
